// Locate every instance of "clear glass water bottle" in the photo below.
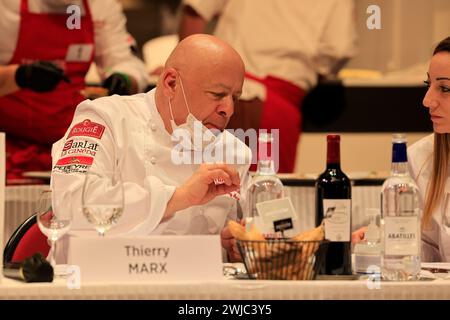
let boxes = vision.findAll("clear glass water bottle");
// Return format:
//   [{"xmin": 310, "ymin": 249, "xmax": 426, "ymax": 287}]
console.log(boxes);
[
  {"xmin": 246, "ymin": 133, "xmax": 284, "ymax": 235},
  {"xmin": 381, "ymin": 133, "xmax": 421, "ymax": 281}
]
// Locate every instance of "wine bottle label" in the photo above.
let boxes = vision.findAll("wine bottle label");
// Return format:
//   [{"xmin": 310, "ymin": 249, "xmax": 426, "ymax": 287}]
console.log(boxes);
[
  {"xmin": 323, "ymin": 199, "xmax": 351, "ymax": 242},
  {"xmin": 384, "ymin": 217, "xmax": 419, "ymax": 255}
]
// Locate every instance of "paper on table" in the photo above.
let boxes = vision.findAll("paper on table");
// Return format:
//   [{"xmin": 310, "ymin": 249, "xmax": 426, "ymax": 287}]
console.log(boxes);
[
  {"xmin": 421, "ymin": 262, "xmax": 450, "ymax": 271},
  {"xmin": 421, "ymin": 263, "xmax": 450, "ymax": 280}
]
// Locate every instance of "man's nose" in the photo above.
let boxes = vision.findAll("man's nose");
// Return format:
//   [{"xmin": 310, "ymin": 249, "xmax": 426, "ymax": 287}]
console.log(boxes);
[
  {"xmin": 218, "ymin": 96, "xmax": 235, "ymax": 118},
  {"xmin": 423, "ymin": 87, "xmax": 438, "ymax": 109}
]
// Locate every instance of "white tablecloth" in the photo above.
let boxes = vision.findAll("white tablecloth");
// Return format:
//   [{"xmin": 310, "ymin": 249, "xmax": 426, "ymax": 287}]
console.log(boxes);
[{"xmin": 0, "ymin": 277, "xmax": 448, "ymax": 300}]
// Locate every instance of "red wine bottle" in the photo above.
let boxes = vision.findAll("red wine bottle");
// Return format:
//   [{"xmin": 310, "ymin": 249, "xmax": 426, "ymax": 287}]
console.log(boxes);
[{"xmin": 315, "ymin": 135, "xmax": 352, "ymax": 275}]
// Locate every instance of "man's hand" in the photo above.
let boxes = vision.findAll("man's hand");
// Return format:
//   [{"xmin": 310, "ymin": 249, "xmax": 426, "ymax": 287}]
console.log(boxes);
[
  {"xmin": 182, "ymin": 163, "xmax": 240, "ymax": 206},
  {"xmin": 221, "ymin": 219, "xmax": 245, "ymax": 262},
  {"xmin": 164, "ymin": 163, "xmax": 240, "ymax": 220},
  {"xmin": 15, "ymin": 61, "xmax": 70, "ymax": 92},
  {"xmin": 352, "ymin": 226, "xmax": 367, "ymax": 244}
]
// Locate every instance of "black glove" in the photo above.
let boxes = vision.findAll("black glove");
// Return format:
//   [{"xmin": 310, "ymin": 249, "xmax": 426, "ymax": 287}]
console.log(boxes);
[
  {"xmin": 102, "ymin": 73, "xmax": 131, "ymax": 96},
  {"xmin": 15, "ymin": 60, "xmax": 70, "ymax": 92},
  {"xmin": 3, "ymin": 253, "xmax": 53, "ymax": 283}
]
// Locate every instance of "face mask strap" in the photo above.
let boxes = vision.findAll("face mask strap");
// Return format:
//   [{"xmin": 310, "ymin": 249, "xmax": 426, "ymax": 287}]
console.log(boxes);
[
  {"xmin": 178, "ymin": 75, "xmax": 192, "ymax": 115},
  {"xmin": 168, "ymin": 98, "xmax": 176, "ymax": 122}
]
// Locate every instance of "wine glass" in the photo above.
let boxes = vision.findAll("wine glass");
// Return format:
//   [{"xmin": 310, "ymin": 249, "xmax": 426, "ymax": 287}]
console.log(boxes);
[
  {"xmin": 36, "ymin": 190, "xmax": 73, "ymax": 270},
  {"xmin": 81, "ymin": 168, "xmax": 124, "ymax": 236}
]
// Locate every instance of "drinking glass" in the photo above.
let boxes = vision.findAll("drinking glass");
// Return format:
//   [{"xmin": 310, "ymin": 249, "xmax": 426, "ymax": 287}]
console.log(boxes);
[
  {"xmin": 82, "ymin": 168, "xmax": 124, "ymax": 236},
  {"xmin": 36, "ymin": 190, "xmax": 72, "ymax": 269}
]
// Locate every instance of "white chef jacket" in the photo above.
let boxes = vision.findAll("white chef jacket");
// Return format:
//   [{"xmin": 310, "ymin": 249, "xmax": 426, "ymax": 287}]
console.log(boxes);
[
  {"xmin": 408, "ymin": 133, "xmax": 450, "ymax": 262},
  {"xmin": 51, "ymin": 88, "xmax": 252, "ymax": 238},
  {"xmin": 183, "ymin": 0, "xmax": 358, "ymax": 98},
  {"xmin": 0, "ymin": 0, "xmax": 148, "ymax": 91}
]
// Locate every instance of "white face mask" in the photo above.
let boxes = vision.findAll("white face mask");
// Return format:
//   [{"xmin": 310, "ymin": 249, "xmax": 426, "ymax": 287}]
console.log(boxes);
[{"xmin": 168, "ymin": 76, "xmax": 220, "ymax": 151}]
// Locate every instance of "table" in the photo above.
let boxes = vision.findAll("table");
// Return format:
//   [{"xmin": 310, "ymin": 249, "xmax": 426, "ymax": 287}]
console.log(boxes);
[
  {"xmin": 3, "ymin": 182, "xmax": 382, "ymax": 246},
  {"xmin": 1, "ymin": 277, "xmax": 449, "ymax": 300}
]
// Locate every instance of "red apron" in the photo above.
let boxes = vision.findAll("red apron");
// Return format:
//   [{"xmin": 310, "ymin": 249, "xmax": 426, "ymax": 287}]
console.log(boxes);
[
  {"xmin": 246, "ymin": 73, "xmax": 305, "ymax": 173},
  {"xmin": 0, "ymin": 0, "xmax": 94, "ymax": 181}
]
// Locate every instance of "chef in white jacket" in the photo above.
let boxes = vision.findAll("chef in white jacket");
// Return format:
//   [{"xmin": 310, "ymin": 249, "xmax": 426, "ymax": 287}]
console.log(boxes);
[
  {"xmin": 408, "ymin": 36, "xmax": 450, "ymax": 262},
  {"xmin": 51, "ymin": 34, "xmax": 250, "ymax": 260},
  {"xmin": 0, "ymin": 0, "xmax": 149, "ymax": 180}
]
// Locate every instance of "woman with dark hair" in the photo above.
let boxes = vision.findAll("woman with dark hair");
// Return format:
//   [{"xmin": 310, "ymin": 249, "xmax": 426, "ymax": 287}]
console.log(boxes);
[{"xmin": 409, "ymin": 36, "xmax": 450, "ymax": 262}]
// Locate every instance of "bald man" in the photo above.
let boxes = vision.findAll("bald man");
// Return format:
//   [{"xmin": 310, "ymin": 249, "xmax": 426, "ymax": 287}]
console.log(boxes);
[{"xmin": 49, "ymin": 34, "xmax": 250, "ymax": 262}]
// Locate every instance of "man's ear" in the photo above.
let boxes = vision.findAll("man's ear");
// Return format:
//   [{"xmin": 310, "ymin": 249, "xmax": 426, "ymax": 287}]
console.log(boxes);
[{"xmin": 161, "ymin": 68, "xmax": 177, "ymax": 99}]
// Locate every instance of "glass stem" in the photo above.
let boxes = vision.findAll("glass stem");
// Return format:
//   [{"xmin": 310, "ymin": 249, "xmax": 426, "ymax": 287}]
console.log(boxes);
[{"xmin": 49, "ymin": 239, "xmax": 56, "ymax": 267}]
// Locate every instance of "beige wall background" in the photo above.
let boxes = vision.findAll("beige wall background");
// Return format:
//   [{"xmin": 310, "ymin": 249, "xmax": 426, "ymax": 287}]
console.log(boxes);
[
  {"xmin": 294, "ymin": 132, "xmax": 431, "ymax": 174},
  {"xmin": 296, "ymin": 0, "xmax": 446, "ymax": 174},
  {"xmin": 348, "ymin": 0, "xmax": 450, "ymax": 73}
]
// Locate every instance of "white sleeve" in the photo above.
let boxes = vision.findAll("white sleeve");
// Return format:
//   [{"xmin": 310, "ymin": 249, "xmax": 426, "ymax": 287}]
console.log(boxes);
[
  {"xmin": 421, "ymin": 235, "xmax": 441, "ymax": 262},
  {"xmin": 91, "ymin": 0, "xmax": 148, "ymax": 92},
  {"xmin": 314, "ymin": 0, "xmax": 358, "ymax": 75},
  {"xmin": 51, "ymin": 99, "xmax": 175, "ymax": 236},
  {"xmin": 182, "ymin": 0, "xmax": 228, "ymax": 20}
]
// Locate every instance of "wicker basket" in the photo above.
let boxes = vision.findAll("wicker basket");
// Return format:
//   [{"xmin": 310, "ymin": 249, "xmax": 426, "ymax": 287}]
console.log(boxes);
[{"xmin": 236, "ymin": 239, "xmax": 328, "ymax": 280}]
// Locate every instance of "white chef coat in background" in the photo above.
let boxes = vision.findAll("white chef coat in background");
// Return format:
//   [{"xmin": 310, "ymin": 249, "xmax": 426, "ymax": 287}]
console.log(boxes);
[
  {"xmin": 183, "ymin": 0, "xmax": 358, "ymax": 98},
  {"xmin": 0, "ymin": 0, "xmax": 148, "ymax": 91},
  {"xmin": 51, "ymin": 88, "xmax": 252, "ymax": 237},
  {"xmin": 409, "ymin": 134, "xmax": 450, "ymax": 262}
]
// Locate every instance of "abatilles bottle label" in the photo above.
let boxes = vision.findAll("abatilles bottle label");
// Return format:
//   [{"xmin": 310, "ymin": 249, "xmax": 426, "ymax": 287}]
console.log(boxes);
[
  {"xmin": 323, "ymin": 199, "xmax": 351, "ymax": 242},
  {"xmin": 384, "ymin": 217, "xmax": 419, "ymax": 255}
]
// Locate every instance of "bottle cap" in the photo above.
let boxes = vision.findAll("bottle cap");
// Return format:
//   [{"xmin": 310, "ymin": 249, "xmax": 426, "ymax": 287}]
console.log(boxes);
[
  {"xmin": 327, "ymin": 134, "xmax": 340, "ymax": 142},
  {"xmin": 326, "ymin": 134, "xmax": 341, "ymax": 164},
  {"xmin": 392, "ymin": 133, "xmax": 407, "ymax": 163}
]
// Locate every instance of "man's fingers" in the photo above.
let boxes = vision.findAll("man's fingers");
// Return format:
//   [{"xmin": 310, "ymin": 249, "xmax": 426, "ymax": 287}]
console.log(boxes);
[
  {"xmin": 207, "ymin": 169, "xmax": 233, "ymax": 186},
  {"xmin": 221, "ymin": 226, "xmax": 233, "ymax": 240},
  {"xmin": 214, "ymin": 183, "xmax": 239, "ymax": 196},
  {"xmin": 203, "ymin": 163, "xmax": 240, "ymax": 186},
  {"xmin": 227, "ymin": 169, "xmax": 240, "ymax": 187}
]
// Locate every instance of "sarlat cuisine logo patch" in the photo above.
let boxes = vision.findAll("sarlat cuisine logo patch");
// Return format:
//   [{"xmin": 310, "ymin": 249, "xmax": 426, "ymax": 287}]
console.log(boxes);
[{"xmin": 61, "ymin": 139, "xmax": 99, "ymax": 157}]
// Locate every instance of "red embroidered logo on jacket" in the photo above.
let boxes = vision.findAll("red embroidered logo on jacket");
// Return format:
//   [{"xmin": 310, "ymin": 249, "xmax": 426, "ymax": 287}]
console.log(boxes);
[
  {"xmin": 56, "ymin": 156, "xmax": 94, "ymax": 166},
  {"xmin": 68, "ymin": 119, "xmax": 105, "ymax": 139}
]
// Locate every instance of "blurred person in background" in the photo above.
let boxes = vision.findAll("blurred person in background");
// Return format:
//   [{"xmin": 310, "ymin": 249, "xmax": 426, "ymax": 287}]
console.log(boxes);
[
  {"xmin": 408, "ymin": 36, "xmax": 450, "ymax": 262},
  {"xmin": 179, "ymin": 0, "xmax": 357, "ymax": 172},
  {"xmin": 0, "ymin": 0, "xmax": 148, "ymax": 182}
]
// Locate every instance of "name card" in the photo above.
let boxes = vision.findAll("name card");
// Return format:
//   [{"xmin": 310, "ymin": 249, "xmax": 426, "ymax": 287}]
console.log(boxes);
[
  {"xmin": 67, "ymin": 235, "xmax": 223, "ymax": 282},
  {"xmin": 254, "ymin": 197, "xmax": 301, "ymax": 238}
]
